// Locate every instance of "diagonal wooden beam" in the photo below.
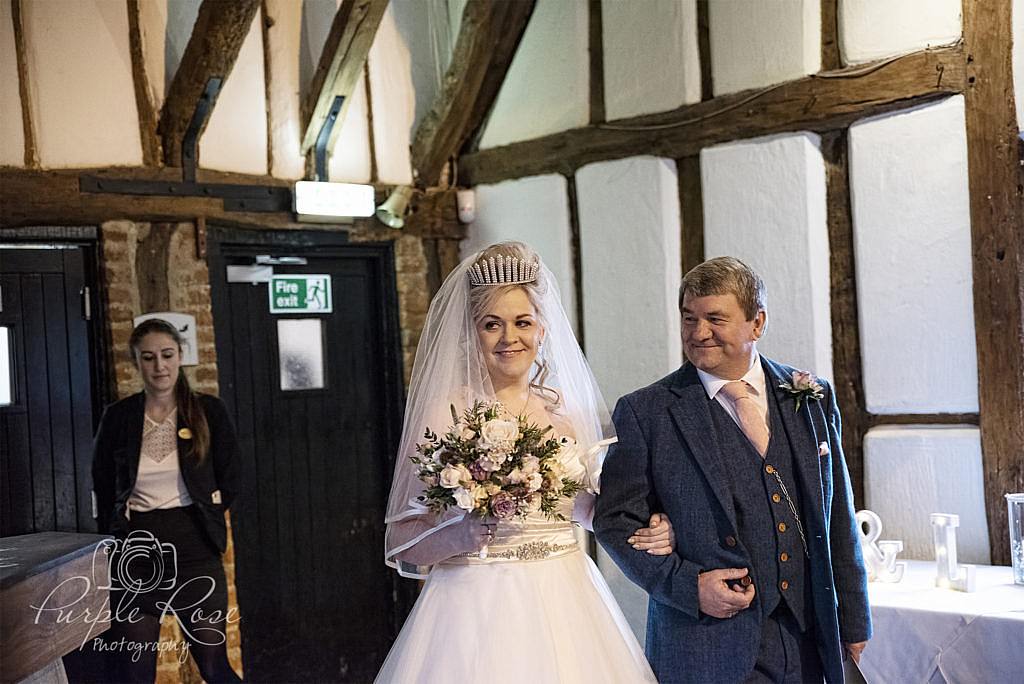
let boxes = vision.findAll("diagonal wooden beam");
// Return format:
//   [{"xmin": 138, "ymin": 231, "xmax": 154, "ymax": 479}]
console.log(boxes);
[
  {"xmin": 10, "ymin": 0, "xmax": 38, "ymax": 167},
  {"xmin": 158, "ymin": 0, "xmax": 261, "ymax": 166},
  {"xmin": 961, "ymin": 0, "xmax": 1023, "ymax": 567},
  {"xmin": 411, "ymin": 0, "xmax": 536, "ymax": 187},
  {"xmin": 460, "ymin": 44, "xmax": 965, "ymax": 186},
  {"xmin": 300, "ymin": 0, "xmax": 389, "ymax": 155},
  {"xmin": 127, "ymin": 0, "xmax": 161, "ymax": 165}
]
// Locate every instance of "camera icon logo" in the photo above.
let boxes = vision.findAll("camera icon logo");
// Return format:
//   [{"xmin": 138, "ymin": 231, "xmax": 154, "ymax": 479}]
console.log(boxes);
[{"xmin": 93, "ymin": 531, "xmax": 178, "ymax": 594}]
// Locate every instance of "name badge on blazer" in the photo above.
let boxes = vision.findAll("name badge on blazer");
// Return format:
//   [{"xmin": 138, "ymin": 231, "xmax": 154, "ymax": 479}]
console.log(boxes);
[{"xmin": 211, "ymin": 490, "xmax": 222, "ymax": 504}]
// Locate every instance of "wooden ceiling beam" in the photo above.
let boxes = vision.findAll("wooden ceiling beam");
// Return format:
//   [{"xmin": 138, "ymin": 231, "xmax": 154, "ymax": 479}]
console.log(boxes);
[
  {"xmin": 300, "ymin": 0, "xmax": 389, "ymax": 155},
  {"xmin": 460, "ymin": 44, "xmax": 965, "ymax": 186},
  {"xmin": 411, "ymin": 0, "xmax": 536, "ymax": 187},
  {"xmin": 0, "ymin": 168, "xmax": 461, "ymax": 239},
  {"xmin": 158, "ymin": 0, "xmax": 261, "ymax": 167}
]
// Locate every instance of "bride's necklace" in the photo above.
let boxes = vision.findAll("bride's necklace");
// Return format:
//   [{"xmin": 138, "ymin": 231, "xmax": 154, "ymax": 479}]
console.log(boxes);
[{"xmin": 498, "ymin": 388, "xmax": 532, "ymax": 419}]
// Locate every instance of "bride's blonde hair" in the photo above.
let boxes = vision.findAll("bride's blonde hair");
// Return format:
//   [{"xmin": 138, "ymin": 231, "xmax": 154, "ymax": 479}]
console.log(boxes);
[{"xmin": 468, "ymin": 242, "xmax": 561, "ymax": 410}]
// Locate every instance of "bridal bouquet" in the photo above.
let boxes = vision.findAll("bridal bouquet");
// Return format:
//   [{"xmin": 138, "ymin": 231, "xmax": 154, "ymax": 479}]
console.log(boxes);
[{"xmin": 411, "ymin": 401, "xmax": 584, "ymax": 521}]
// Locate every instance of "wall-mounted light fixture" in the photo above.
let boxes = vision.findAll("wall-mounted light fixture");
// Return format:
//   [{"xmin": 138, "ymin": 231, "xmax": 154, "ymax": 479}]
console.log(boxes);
[{"xmin": 293, "ymin": 181, "xmax": 374, "ymax": 223}]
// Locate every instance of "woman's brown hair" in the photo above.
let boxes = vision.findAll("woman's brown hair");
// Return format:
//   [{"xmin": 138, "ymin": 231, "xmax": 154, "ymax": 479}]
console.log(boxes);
[{"xmin": 129, "ymin": 318, "xmax": 210, "ymax": 462}]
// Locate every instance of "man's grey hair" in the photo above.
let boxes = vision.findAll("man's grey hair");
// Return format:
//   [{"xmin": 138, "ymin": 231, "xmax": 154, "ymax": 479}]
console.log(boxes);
[{"xmin": 679, "ymin": 256, "xmax": 767, "ymax": 321}]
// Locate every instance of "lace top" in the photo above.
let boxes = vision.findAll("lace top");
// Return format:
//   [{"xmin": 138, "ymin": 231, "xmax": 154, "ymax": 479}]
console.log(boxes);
[{"xmin": 128, "ymin": 409, "xmax": 193, "ymax": 512}]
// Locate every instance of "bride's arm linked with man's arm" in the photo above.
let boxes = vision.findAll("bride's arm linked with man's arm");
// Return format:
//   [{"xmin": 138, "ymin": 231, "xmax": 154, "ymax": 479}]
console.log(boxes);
[{"xmin": 593, "ymin": 395, "xmax": 708, "ymax": 618}]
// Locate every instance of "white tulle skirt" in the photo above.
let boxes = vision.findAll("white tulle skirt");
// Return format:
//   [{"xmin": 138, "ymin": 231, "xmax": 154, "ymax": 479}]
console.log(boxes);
[{"xmin": 375, "ymin": 548, "xmax": 656, "ymax": 684}]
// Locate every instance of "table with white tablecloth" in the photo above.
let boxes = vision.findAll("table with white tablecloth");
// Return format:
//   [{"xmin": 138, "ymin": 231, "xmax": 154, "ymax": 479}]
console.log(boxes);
[{"xmin": 859, "ymin": 559, "xmax": 1024, "ymax": 683}]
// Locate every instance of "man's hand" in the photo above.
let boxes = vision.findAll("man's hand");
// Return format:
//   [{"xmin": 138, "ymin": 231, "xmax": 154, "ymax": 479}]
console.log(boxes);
[
  {"xmin": 628, "ymin": 513, "xmax": 676, "ymax": 555},
  {"xmin": 698, "ymin": 568, "xmax": 756, "ymax": 618},
  {"xmin": 844, "ymin": 641, "xmax": 867, "ymax": 664}
]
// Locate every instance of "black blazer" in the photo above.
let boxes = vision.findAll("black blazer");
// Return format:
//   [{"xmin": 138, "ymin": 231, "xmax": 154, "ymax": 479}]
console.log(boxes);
[{"xmin": 91, "ymin": 391, "xmax": 240, "ymax": 552}]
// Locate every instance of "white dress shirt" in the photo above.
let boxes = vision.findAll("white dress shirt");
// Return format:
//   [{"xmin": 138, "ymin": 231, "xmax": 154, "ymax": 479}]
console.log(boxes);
[{"xmin": 695, "ymin": 354, "xmax": 770, "ymax": 438}]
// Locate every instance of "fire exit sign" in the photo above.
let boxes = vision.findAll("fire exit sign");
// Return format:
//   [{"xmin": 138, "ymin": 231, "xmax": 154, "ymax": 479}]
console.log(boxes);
[{"xmin": 269, "ymin": 275, "xmax": 333, "ymax": 314}]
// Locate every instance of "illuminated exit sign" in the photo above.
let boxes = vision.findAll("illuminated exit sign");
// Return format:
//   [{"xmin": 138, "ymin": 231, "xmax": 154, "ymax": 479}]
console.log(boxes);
[{"xmin": 269, "ymin": 275, "xmax": 333, "ymax": 314}]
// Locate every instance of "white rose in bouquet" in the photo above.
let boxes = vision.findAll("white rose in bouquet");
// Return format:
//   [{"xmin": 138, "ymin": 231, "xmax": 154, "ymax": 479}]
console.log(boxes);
[
  {"xmin": 479, "ymin": 418, "xmax": 519, "ymax": 453},
  {"xmin": 440, "ymin": 463, "xmax": 471, "ymax": 489},
  {"xmin": 520, "ymin": 454, "xmax": 541, "ymax": 475},
  {"xmin": 526, "ymin": 472, "xmax": 544, "ymax": 493},
  {"xmin": 452, "ymin": 486, "xmax": 475, "ymax": 510}
]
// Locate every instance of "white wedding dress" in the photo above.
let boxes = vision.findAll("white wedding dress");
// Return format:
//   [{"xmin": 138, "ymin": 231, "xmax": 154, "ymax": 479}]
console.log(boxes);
[{"xmin": 375, "ymin": 493, "xmax": 656, "ymax": 683}]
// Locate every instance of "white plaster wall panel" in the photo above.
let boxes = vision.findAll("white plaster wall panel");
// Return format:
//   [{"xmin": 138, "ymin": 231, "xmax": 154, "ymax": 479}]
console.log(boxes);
[
  {"xmin": 576, "ymin": 156, "xmax": 682, "ymax": 642},
  {"xmin": 601, "ymin": 0, "xmax": 700, "ymax": 120},
  {"xmin": 864, "ymin": 426, "xmax": 990, "ymax": 564},
  {"xmin": 478, "ymin": 0, "xmax": 588, "ymax": 149},
  {"xmin": 708, "ymin": 0, "xmax": 820, "ymax": 96},
  {"xmin": 1015, "ymin": 0, "xmax": 1023, "ymax": 131},
  {"xmin": 264, "ymin": 0, "xmax": 305, "ymax": 180},
  {"xmin": 838, "ymin": 0, "xmax": 961, "ymax": 66},
  {"xmin": 368, "ymin": 6, "xmax": 414, "ymax": 185},
  {"xmin": 848, "ymin": 96, "xmax": 978, "ymax": 414},
  {"xmin": 327, "ymin": 74, "xmax": 372, "ymax": 183},
  {"xmin": 164, "ymin": 0, "xmax": 200, "ymax": 97},
  {"xmin": 701, "ymin": 133, "xmax": 833, "ymax": 380},
  {"xmin": 576, "ymin": 156, "xmax": 682, "ymax": 402},
  {"xmin": 138, "ymin": 0, "xmax": 166, "ymax": 111},
  {"xmin": 24, "ymin": 0, "xmax": 142, "ymax": 167},
  {"xmin": 199, "ymin": 13, "xmax": 267, "ymax": 175},
  {"xmin": 0, "ymin": 0, "xmax": 24, "ymax": 166},
  {"xmin": 460, "ymin": 175, "xmax": 577, "ymax": 332}
]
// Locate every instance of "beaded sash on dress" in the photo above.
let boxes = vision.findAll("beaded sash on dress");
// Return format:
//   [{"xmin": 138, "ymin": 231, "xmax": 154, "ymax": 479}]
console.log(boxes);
[{"xmin": 444, "ymin": 517, "xmax": 579, "ymax": 564}]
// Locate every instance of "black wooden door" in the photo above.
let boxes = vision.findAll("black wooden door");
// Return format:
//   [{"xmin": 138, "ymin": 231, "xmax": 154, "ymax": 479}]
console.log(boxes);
[
  {"xmin": 208, "ymin": 231, "xmax": 413, "ymax": 683},
  {"xmin": 0, "ymin": 245, "xmax": 99, "ymax": 536}
]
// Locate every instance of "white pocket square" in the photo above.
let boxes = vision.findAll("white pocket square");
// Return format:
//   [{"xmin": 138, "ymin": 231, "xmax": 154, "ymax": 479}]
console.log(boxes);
[
  {"xmin": 818, "ymin": 441, "xmax": 830, "ymax": 457},
  {"xmin": 211, "ymin": 490, "xmax": 222, "ymax": 504}
]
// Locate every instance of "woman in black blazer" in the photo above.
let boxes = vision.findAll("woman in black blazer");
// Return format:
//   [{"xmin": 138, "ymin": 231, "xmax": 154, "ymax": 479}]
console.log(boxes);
[{"xmin": 92, "ymin": 318, "xmax": 241, "ymax": 683}]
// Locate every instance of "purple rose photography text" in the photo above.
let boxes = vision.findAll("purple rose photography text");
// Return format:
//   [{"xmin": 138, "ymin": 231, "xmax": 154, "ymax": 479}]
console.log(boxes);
[{"xmin": 29, "ymin": 532, "xmax": 240, "ymax": 653}]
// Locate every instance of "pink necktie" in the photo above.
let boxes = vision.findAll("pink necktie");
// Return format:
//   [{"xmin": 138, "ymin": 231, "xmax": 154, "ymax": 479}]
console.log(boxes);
[{"xmin": 719, "ymin": 381, "xmax": 769, "ymax": 457}]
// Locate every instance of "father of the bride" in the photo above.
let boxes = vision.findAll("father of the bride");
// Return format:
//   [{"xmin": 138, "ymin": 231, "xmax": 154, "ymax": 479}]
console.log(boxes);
[{"xmin": 595, "ymin": 256, "xmax": 870, "ymax": 683}]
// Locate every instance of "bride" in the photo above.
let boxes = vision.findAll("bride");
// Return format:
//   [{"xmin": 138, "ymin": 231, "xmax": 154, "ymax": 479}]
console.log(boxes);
[{"xmin": 377, "ymin": 242, "xmax": 670, "ymax": 683}]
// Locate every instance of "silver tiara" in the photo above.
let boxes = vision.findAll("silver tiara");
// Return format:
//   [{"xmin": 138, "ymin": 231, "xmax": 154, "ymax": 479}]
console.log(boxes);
[{"xmin": 467, "ymin": 255, "xmax": 540, "ymax": 287}]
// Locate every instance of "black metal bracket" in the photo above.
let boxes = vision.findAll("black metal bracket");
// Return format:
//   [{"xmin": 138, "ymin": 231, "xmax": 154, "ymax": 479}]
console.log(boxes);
[
  {"xmin": 76, "ymin": 76, "xmax": 295, "ymax": 213},
  {"xmin": 182, "ymin": 77, "xmax": 223, "ymax": 183},
  {"xmin": 314, "ymin": 95, "xmax": 346, "ymax": 182},
  {"xmin": 78, "ymin": 175, "xmax": 292, "ymax": 212}
]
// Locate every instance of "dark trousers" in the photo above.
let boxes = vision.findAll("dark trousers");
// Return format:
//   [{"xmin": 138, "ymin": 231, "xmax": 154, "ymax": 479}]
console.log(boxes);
[{"xmin": 745, "ymin": 606, "xmax": 823, "ymax": 684}]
